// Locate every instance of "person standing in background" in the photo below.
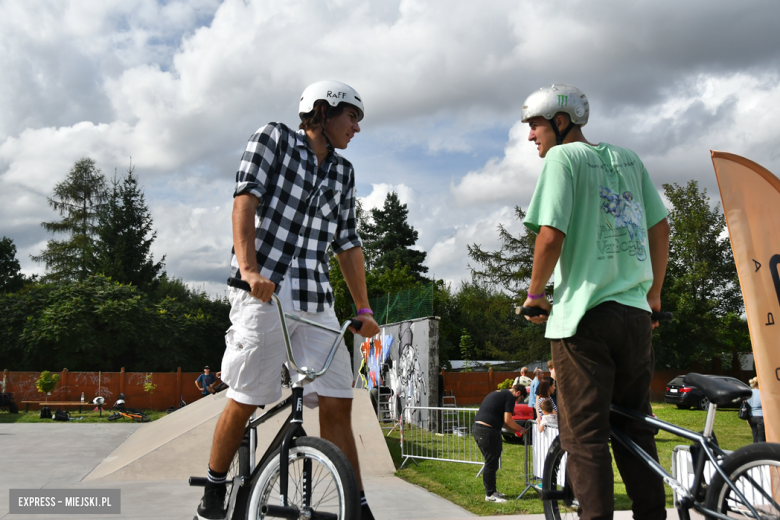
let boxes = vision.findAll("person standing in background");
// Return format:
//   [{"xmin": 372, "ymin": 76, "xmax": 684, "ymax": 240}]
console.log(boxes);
[
  {"xmin": 747, "ymin": 377, "xmax": 765, "ymax": 443},
  {"xmin": 195, "ymin": 366, "xmax": 216, "ymax": 397}
]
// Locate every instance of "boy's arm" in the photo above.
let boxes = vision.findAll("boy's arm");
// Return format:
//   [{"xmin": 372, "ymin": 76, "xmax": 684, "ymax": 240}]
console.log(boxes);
[
  {"xmin": 647, "ymin": 217, "xmax": 670, "ymax": 317},
  {"xmin": 336, "ymin": 247, "xmax": 380, "ymax": 337},
  {"xmin": 522, "ymin": 226, "xmax": 565, "ymax": 322},
  {"xmin": 232, "ymin": 194, "xmax": 276, "ymax": 301}
]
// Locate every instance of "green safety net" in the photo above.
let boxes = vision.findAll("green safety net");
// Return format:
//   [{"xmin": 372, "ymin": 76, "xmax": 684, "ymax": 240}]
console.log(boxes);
[{"xmin": 354, "ymin": 283, "xmax": 434, "ymax": 325}]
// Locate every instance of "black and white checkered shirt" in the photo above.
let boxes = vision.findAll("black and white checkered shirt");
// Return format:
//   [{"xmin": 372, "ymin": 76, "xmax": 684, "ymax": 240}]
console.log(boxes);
[{"xmin": 230, "ymin": 122, "xmax": 362, "ymax": 312}]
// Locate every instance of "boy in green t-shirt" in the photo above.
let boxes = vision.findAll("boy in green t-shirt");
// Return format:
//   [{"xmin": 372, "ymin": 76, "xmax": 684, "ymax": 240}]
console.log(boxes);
[{"xmin": 520, "ymin": 84, "xmax": 670, "ymax": 520}]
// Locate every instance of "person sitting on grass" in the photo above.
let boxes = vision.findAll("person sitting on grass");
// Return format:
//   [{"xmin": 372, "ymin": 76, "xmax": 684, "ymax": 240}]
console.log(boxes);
[{"xmin": 538, "ymin": 399, "xmax": 558, "ymax": 432}]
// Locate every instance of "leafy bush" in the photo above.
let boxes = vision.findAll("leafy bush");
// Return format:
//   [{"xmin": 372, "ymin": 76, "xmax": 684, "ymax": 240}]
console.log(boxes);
[
  {"xmin": 497, "ymin": 378, "xmax": 514, "ymax": 390},
  {"xmin": 36, "ymin": 370, "xmax": 60, "ymax": 395}
]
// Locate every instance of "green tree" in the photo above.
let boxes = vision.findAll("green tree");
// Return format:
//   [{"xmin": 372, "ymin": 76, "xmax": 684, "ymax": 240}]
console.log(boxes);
[
  {"xmin": 361, "ymin": 192, "xmax": 428, "ymax": 279},
  {"xmin": 654, "ymin": 180, "xmax": 747, "ymax": 369},
  {"xmin": 94, "ymin": 163, "xmax": 165, "ymax": 291},
  {"xmin": 31, "ymin": 158, "xmax": 108, "ymax": 281},
  {"xmin": 464, "ymin": 206, "xmax": 549, "ymax": 363},
  {"xmin": 453, "ymin": 281, "xmax": 549, "ymax": 364},
  {"xmin": 467, "ymin": 206, "xmax": 542, "ymax": 297},
  {"xmin": 459, "ymin": 329, "xmax": 477, "ymax": 370},
  {"xmin": 0, "ymin": 236, "xmax": 26, "ymax": 293},
  {"xmin": 0, "ymin": 274, "xmax": 230, "ymax": 372}
]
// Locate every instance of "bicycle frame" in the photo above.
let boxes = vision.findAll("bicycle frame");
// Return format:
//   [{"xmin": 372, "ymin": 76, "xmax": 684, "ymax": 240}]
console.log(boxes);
[
  {"xmin": 216, "ymin": 286, "xmax": 359, "ymax": 519},
  {"xmin": 609, "ymin": 403, "xmax": 762, "ymax": 520}
]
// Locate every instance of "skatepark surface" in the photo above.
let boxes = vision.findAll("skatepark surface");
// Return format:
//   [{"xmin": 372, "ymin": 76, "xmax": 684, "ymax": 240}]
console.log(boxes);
[{"xmin": 0, "ymin": 390, "xmax": 693, "ymax": 519}]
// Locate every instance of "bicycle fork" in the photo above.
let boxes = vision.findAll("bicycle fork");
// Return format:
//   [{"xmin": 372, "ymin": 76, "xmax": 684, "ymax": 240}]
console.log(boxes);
[{"xmin": 262, "ymin": 385, "xmax": 309, "ymax": 520}]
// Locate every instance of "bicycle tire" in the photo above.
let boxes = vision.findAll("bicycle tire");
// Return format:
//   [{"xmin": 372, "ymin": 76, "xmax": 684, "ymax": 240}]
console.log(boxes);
[
  {"xmin": 244, "ymin": 436, "xmax": 360, "ymax": 520},
  {"xmin": 226, "ymin": 441, "xmax": 251, "ymax": 515},
  {"xmin": 107, "ymin": 413, "xmax": 122, "ymax": 421},
  {"xmin": 131, "ymin": 412, "xmax": 150, "ymax": 423},
  {"xmin": 542, "ymin": 437, "xmax": 578, "ymax": 520},
  {"xmin": 704, "ymin": 442, "xmax": 780, "ymax": 520}
]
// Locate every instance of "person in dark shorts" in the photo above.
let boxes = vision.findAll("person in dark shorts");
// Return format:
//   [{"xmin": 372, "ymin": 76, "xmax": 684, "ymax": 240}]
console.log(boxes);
[{"xmin": 473, "ymin": 384, "xmax": 528, "ymax": 502}]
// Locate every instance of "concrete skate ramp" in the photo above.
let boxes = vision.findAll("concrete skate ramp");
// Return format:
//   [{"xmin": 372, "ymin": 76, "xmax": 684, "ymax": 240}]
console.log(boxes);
[{"xmin": 84, "ymin": 389, "xmax": 395, "ymax": 481}]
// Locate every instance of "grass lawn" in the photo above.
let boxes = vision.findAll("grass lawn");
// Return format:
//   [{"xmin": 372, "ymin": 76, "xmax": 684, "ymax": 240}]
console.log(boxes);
[
  {"xmin": 0, "ymin": 408, "xmax": 169, "ymax": 423},
  {"xmin": 383, "ymin": 403, "xmax": 754, "ymax": 516}
]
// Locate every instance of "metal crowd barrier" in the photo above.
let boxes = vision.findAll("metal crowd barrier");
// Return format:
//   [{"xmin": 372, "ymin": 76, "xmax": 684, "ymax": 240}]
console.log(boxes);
[
  {"xmin": 517, "ymin": 420, "xmax": 563, "ymax": 498},
  {"xmin": 671, "ymin": 445, "xmax": 773, "ymax": 508},
  {"xmin": 399, "ymin": 405, "xmax": 486, "ymax": 472}
]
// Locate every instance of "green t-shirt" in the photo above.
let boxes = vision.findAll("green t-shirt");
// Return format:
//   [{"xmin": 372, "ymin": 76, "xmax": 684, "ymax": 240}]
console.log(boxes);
[{"xmin": 524, "ymin": 142, "xmax": 668, "ymax": 338}]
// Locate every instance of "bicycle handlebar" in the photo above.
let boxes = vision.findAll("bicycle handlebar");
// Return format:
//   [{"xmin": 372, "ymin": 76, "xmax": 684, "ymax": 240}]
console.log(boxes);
[
  {"xmin": 227, "ymin": 277, "xmax": 361, "ymax": 380},
  {"xmin": 517, "ymin": 305, "xmax": 673, "ymax": 322}
]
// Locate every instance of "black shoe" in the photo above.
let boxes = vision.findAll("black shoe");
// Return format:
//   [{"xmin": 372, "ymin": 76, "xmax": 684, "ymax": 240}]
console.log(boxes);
[{"xmin": 196, "ymin": 486, "xmax": 226, "ymax": 520}]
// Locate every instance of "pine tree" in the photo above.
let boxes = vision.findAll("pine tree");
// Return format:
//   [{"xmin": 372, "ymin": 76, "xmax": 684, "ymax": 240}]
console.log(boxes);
[
  {"xmin": 0, "ymin": 236, "xmax": 26, "ymax": 293},
  {"xmin": 32, "ymin": 158, "xmax": 108, "ymax": 281},
  {"xmin": 93, "ymin": 162, "xmax": 165, "ymax": 291},
  {"xmin": 467, "ymin": 206, "xmax": 540, "ymax": 297},
  {"xmin": 361, "ymin": 192, "xmax": 428, "ymax": 278}
]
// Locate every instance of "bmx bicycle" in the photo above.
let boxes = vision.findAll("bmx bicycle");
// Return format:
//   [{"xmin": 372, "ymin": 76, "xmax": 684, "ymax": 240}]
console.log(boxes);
[
  {"xmin": 107, "ymin": 393, "xmax": 150, "ymax": 422},
  {"xmin": 189, "ymin": 277, "xmax": 364, "ymax": 520},
  {"xmin": 519, "ymin": 307, "xmax": 780, "ymax": 520}
]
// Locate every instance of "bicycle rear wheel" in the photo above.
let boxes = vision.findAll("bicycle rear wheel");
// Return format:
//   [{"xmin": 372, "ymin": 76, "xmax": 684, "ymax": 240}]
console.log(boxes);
[
  {"xmin": 704, "ymin": 442, "xmax": 780, "ymax": 520},
  {"xmin": 107, "ymin": 413, "xmax": 122, "ymax": 421},
  {"xmin": 542, "ymin": 437, "xmax": 578, "ymax": 520},
  {"xmin": 131, "ymin": 412, "xmax": 150, "ymax": 423},
  {"xmin": 245, "ymin": 436, "xmax": 360, "ymax": 520}
]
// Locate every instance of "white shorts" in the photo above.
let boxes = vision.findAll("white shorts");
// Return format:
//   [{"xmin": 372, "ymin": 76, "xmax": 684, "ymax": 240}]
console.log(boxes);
[{"xmin": 221, "ymin": 278, "xmax": 353, "ymax": 408}]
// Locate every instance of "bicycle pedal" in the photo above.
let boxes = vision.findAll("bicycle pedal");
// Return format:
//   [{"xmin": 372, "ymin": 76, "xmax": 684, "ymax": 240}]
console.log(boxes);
[{"xmin": 539, "ymin": 489, "xmax": 567, "ymax": 500}]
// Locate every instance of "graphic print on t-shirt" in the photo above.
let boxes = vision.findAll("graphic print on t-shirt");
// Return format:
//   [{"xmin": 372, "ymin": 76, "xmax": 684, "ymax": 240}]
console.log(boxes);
[{"xmin": 597, "ymin": 185, "xmax": 647, "ymax": 261}]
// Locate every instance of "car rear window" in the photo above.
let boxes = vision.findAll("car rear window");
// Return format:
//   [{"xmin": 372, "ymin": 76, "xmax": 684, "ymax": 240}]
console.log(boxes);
[
  {"xmin": 668, "ymin": 377, "xmax": 684, "ymax": 385},
  {"xmin": 720, "ymin": 377, "xmax": 748, "ymax": 387}
]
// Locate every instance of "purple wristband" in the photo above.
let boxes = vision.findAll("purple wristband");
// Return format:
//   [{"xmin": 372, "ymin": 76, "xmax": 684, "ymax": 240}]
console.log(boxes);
[
  {"xmin": 357, "ymin": 308, "xmax": 373, "ymax": 316},
  {"xmin": 527, "ymin": 291, "xmax": 546, "ymax": 300}
]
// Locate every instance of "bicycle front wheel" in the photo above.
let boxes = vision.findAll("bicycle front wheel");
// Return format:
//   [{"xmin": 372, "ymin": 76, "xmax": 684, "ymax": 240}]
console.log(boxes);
[
  {"xmin": 131, "ymin": 412, "xmax": 150, "ymax": 423},
  {"xmin": 227, "ymin": 439, "xmax": 251, "ymax": 517},
  {"xmin": 245, "ymin": 436, "xmax": 360, "ymax": 520},
  {"xmin": 704, "ymin": 442, "xmax": 780, "ymax": 520},
  {"xmin": 542, "ymin": 437, "xmax": 579, "ymax": 520}
]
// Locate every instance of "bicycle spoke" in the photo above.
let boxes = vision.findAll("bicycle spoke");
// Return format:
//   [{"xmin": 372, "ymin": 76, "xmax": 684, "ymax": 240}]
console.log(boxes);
[{"xmin": 719, "ymin": 462, "xmax": 780, "ymax": 520}]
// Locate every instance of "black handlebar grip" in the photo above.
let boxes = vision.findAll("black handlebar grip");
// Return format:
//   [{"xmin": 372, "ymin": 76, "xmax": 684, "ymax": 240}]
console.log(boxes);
[
  {"xmin": 227, "ymin": 277, "xmax": 251, "ymax": 292},
  {"xmin": 651, "ymin": 311, "xmax": 673, "ymax": 321},
  {"xmin": 519, "ymin": 306, "xmax": 549, "ymax": 317},
  {"xmin": 189, "ymin": 476, "xmax": 208, "ymax": 487},
  {"xmin": 349, "ymin": 319, "xmax": 363, "ymax": 331}
]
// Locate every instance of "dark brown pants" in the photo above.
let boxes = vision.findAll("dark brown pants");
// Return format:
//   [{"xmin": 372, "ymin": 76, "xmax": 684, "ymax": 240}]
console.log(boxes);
[{"xmin": 551, "ymin": 302, "xmax": 666, "ymax": 520}]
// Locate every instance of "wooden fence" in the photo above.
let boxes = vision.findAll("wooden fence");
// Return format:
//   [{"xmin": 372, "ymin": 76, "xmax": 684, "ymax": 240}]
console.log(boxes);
[
  {"xmin": 441, "ymin": 368, "xmax": 755, "ymax": 406},
  {"xmin": 1, "ymin": 368, "xmax": 208, "ymax": 411}
]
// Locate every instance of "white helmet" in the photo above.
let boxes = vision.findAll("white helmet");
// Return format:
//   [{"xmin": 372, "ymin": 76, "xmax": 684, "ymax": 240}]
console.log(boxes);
[
  {"xmin": 521, "ymin": 84, "xmax": 589, "ymax": 126},
  {"xmin": 299, "ymin": 80, "xmax": 364, "ymax": 122},
  {"xmin": 93, "ymin": 396, "xmax": 105, "ymax": 406}
]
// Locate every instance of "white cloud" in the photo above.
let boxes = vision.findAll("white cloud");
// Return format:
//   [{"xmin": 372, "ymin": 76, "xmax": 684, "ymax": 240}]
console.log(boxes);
[
  {"xmin": 360, "ymin": 183, "xmax": 414, "ymax": 212},
  {"xmin": 3, "ymin": 0, "xmax": 780, "ymax": 295},
  {"xmin": 449, "ymin": 121, "xmax": 541, "ymax": 208}
]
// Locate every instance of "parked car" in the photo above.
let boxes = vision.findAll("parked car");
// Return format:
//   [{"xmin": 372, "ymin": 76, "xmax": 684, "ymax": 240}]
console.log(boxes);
[
  {"xmin": 665, "ymin": 374, "xmax": 749, "ymax": 410},
  {"xmin": 501, "ymin": 402, "xmax": 535, "ymax": 442}
]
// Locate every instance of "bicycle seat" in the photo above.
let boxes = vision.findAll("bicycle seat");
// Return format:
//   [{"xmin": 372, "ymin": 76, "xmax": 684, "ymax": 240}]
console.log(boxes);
[{"xmin": 683, "ymin": 373, "xmax": 752, "ymax": 406}]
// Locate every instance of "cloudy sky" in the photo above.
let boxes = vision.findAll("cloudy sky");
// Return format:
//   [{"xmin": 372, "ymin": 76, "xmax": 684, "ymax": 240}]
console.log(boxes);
[{"xmin": 2, "ymin": 0, "xmax": 780, "ymax": 296}]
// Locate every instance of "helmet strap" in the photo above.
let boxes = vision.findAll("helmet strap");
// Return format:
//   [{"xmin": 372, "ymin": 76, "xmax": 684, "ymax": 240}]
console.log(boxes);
[
  {"xmin": 320, "ymin": 105, "xmax": 336, "ymax": 151},
  {"xmin": 550, "ymin": 115, "xmax": 573, "ymax": 145}
]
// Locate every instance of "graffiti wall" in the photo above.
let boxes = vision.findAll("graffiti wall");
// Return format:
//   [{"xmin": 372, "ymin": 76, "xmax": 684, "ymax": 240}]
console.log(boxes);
[{"xmin": 353, "ymin": 317, "xmax": 439, "ymax": 426}]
